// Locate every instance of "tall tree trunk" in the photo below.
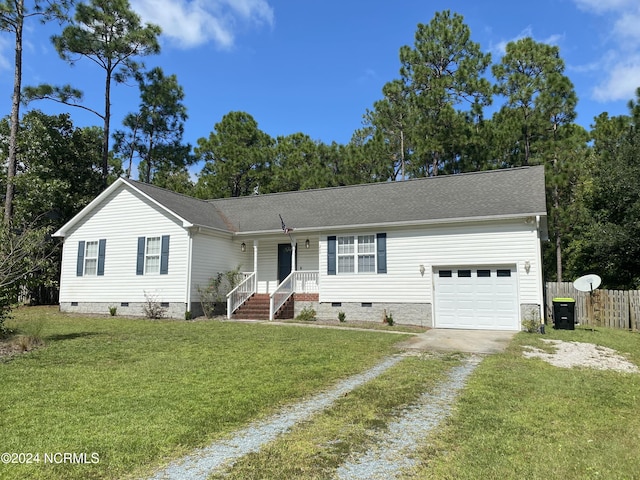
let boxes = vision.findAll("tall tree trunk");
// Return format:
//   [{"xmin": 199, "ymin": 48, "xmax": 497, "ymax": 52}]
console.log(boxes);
[
  {"xmin": 102, "ymin": 66, "xmax": 112, "ymax": 188},
  {"xmin": 4, "ymin": 0, "xmax": 23, "ymax": 225},
  {"xmin": 524, "ymin": 127, "xmax": 531, "ymax": 166},
  {"xmin": 400, "ymin": 129, "xmax": 405, "ymax": 180},
  {"xmin": 145, "ymin": 137, "xmax": 154, "ymax": 183},
  {"xmin": 125, "ymin": 115, "xmax": 141, "ymax": 179}
]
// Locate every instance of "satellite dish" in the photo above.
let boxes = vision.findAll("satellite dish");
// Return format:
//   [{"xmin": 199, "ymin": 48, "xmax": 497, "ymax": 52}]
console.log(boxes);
[{"xmin": 573, "ymin": 274, "xmax": 602, "ymax": 292}]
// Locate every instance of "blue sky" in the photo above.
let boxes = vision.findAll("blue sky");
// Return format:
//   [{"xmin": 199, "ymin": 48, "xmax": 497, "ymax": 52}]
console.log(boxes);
[{"xmin": 2, "ymin": 0, "xmax": 640, "ymax": 177}]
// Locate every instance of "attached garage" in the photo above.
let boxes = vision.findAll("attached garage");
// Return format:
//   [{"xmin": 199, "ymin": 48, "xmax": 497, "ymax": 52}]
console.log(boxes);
[{"xmin": 434, "ymin": 266, "xmax": 520, "ymax": 331}]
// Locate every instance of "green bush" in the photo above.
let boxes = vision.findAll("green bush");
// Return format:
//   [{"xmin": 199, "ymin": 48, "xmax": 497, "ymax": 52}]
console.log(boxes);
[
  {"xmin": 338, "ymin": 311, "xmax": 346, "ymax": 322},
  {"xmin": 296, "ymin": 306, "xmax": 317, "ymax": 321},
  {"xmin": 0, "ymin": 290, "xmax": 14, "ymax": 338},
  {"xmin": 522, "ymin": 307, "xmax": 542, "ymax": 333},
  {"xmin": 198, "ymin": 266, "xmax": 243, "ymax": 318},
  {"xmin": 109, "ymin": 306, "xmax": 117, "ymax": 316},
  {"xmin": 14, "ymin": 314, "xmax": 46, "ymax": 351}
]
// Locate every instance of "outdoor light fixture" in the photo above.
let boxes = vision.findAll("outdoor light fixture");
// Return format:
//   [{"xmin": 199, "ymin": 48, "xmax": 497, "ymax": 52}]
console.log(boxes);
[
  {"xmin": 241, "ymin": 242, "xmax": 246, "ymax": 252},
  {"xmin": 305, "ymin": 239, "xmax": 310, "ymax": 249},
  {"xmin": 524, "ymin": 260, "xmax": 531, "ymax": 273},
  {"xmin": 419, "ymin": 264, "xmax": 425, "ymax": 277}
]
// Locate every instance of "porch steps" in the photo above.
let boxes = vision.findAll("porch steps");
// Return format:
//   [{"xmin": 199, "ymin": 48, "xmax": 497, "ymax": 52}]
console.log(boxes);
[
  {"xmin": 275, "ymin": 296, "xmax": 294, "ymax": 320},
  {"xmin": 232, "ymin": 294, "xmax": 295, "ymax": 320}
]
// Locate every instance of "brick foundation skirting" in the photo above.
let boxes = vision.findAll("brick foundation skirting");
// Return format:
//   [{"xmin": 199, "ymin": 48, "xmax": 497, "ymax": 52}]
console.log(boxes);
[{"xmin": 294, "ymin": 293, "xmax": 319, "ymax": 302}]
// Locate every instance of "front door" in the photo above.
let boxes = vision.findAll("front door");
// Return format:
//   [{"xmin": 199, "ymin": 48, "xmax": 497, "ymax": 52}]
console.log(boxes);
[{"xmin": 277, "ymin": 243, "xmax": 295, "ymax": 283}]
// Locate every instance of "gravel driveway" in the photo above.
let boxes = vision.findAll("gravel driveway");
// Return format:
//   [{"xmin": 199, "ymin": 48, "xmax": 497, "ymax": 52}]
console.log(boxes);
[
  {"xmin": 146, "ymin": 327, "xmax": 504, "ymax": 480},
  {"xmin": 335, "ymin": 355, "xmax": 481, "ymax": 479},
  {"xmin": 148, "ymin": 356, "xmax": 404, "ymax": 480}
]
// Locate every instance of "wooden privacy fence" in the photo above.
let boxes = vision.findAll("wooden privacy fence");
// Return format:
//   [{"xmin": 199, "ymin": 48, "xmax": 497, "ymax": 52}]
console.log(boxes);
[{"xmin": 545, "ymin": 282, "xmax": 640, "ymax": 331}]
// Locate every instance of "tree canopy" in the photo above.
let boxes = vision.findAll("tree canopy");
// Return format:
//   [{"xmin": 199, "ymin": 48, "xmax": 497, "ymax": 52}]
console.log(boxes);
[
  {"xmin": 2, "ymin": 7, "xmax": 640, "ymax": 293},
  {"xmin": 23, "ymin": 0, "xmax": 161, "ymax": 186}
]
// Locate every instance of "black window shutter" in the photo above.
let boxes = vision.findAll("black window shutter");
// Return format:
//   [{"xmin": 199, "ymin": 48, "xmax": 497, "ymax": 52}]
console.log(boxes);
[
  {"xmin": 136, "ymin": 237, "xmax": 145, "ymax": 275},
  {"xmin": 76, "ymin": 241, "xmax": 85, "ymax": 276},
  {"xmin": 327, "ymin": 236, "xmax": 336, "ymax": 275},
  {"xmin": 376, "ymin": 233, "xmax": 387, "ymax": 274},
  {"xmin": 97, "ymin": 239, "xmax": 106, "ymax": 276},
  {"xmin": 160, "ymin": 235, "xmax": 170, "ymax": 274}
]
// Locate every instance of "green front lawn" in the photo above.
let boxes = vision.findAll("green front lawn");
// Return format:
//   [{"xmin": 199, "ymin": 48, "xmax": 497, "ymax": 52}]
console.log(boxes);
[
  {"xmin": 3, "ymin": 308, "xmax": 639, "ymax": 480},
  {"xmin": 408, "ymin": 327, "xmax": 640, "ymax": 479},
  {"xmin": 0, "ymin": 307, "xmax": 407, "ymax": 480}
]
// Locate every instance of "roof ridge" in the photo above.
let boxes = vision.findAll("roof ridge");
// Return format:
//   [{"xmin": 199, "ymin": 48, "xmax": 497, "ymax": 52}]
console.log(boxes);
[
  {"xmin": 123, "ymin": 178, "xmax": 214, "ymax": 206},
  {"xmin": 207, "ymin": 166, "xmax": 541, "ymax": 203}
]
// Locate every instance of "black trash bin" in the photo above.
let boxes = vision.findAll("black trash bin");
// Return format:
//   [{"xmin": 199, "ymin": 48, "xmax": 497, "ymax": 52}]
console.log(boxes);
[{"xmin": 552, "ymin": 297, "xmax": 575, "ymax": 330}]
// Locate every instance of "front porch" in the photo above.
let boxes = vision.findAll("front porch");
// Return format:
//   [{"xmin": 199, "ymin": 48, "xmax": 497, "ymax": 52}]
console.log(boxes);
[
  {"xmin": 226, "ymin": 236, "xmax": 320, "ymax": 320},
  {"xmin": 227, "ymin": 271, "xmax": 319, "ymax": 320}
]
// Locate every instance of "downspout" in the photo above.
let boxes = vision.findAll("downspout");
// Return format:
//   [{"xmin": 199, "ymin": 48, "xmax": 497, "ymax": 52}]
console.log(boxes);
[
  {"xmin": 58, "ymin": 238, "xmax": 66, "ymax": 306},
  {"xmin": 185, "ymin": 228, "xmax": 194, "ymax": 317},
  {"xmin": 535, "ymin": 215, "xmax": 545, "ymax": 331}
]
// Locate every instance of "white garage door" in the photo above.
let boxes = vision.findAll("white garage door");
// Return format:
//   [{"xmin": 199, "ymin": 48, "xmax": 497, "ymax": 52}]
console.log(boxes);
[{"xmin": 434, "ymin": 266, "xmax": 519, "ymax": 331}]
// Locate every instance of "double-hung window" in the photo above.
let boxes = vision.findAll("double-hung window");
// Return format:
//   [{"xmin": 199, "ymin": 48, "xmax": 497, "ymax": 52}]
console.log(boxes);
[
  {"xmin": 337, "ymin": 236, "xmax": 355, "ymax": 273},
  {"xmin": 145, "ymin": 237, "xmax": 161, "ymax": 274},
  {"xmin": 328, "ymin": 233, "xmax": 386, "ymax": 275},
  {"xmin": 337, "ymin": 235, "xmax": 376, "ymax": 274},
  {"xmin": 137, "ymin": 235, "xmax": 170, "ymax": 275},
  {"xmin": 76, "ymin": 239, "xmax": 106, "ymax": 276},
  {"xmin": 357, "ymin": 235, "xmax": 376, "ymax": 273},
  {"xmin": 84, "ymin": 241, "xmax": 99, "ymax": 276}
]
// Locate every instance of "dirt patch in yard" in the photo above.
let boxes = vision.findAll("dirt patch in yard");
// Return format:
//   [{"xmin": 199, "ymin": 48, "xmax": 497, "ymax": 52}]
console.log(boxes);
[
  {"xmin": 0, "ymin": 336, "xmax": 43, "ymax": 361},
  {"xmin": 523, "ymin": 339, "xmax": 639, "ymax": 373},
  {"xmin": 0, "ymin": 341, "xmax": 25, "ymax": 361}
]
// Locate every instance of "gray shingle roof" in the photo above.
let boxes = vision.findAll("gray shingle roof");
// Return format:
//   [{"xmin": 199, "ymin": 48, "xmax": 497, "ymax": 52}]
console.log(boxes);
[
  {"xmin": 209, "ymin": 166, "xmax": 547, "ymax": 233},
  {"xmin": 124, "ymin": 179, "xmax": 232, "ymax": 232},
  {"xmin": 126, "ymin": 166, "xmax": 546, "ymax": 234}
]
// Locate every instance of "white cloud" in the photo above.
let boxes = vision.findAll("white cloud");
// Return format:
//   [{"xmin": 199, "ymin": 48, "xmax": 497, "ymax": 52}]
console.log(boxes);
[
  {"xmin": 131, "ymin": 0, "xmax": 274, "ymax": 49},
  {"xmin": 543, "ymin": 33, "xmax": 566, "ymax": 46},
  {"xmin": 572, "ymin": 0, "xmax": 635, "ymax": 14},
  {"xmin": 489, "ymin": 27, "xmax": 564, "ymax": 57},
  {"xmin": 490, "ymin": 26, "xmax": 532, "ymax": 56},
  {"xmin": 570, "ymin": 0, "xmax": 640, "ymax": 102},
  {"xmin": 592, "ymin": 55, "xmax": 640, "ymax": 101},
  {"xmin": 614, "ymin": 11, "xmax": 640, "ymax": 45}
]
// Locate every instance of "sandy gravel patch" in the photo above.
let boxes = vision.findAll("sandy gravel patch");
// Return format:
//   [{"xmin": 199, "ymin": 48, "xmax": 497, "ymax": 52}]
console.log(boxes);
[{"xmin": 523, "ymin": 339, "xmax": 639, "ymax": 373}]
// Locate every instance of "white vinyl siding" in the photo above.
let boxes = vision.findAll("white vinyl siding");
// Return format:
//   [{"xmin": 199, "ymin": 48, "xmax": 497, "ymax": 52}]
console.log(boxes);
[
  {"xmin": 84, "ymin": 241, "xmax": 98, "ymax": 276},
  {"xmin": 221, "ymin": 237, "xmax": 320, "ymax": 295},
  {"xmin": 59, "ymin": 186, "xmax": 189, "ymax": 304},
  {"xmin": 319, "ymin": 220, "xmax": 543, "ymax": 309},
  {"xmin": 189, "ymin": 232, "xmax": 241, "ymax": 304}
]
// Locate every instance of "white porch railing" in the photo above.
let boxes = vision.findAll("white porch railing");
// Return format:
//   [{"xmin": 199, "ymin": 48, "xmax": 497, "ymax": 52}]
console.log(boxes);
[
  {"xmin": 226, "ymin": 272, "xmax": 256, "ymax": 319},
  {"xmin": 269, "ymin": 271, "xmax": 319, "ymax": 320}
]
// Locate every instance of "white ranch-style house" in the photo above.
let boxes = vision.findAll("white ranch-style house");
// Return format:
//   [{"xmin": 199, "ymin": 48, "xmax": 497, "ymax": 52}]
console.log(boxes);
[{"xmin": 53, "ymin": 166, "xmax": 548, "ymax": 331}]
